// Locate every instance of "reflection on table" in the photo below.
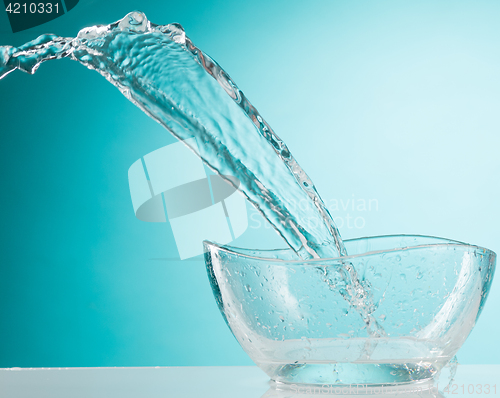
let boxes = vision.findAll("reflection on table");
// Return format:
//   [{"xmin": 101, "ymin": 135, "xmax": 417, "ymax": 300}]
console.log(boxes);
[{"xmin": 0, "ymin": 365, "xmax": 497, "ymax": 398}]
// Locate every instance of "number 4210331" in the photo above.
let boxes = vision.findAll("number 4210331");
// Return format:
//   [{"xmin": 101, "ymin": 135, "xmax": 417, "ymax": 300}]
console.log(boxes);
[
  {"xmin": 5, "ymin": 3, "xmax": 61, "ymax": 14},
  {"xmin": 443, "ymin": 384, "xmax": 497, "ymax": 395}
]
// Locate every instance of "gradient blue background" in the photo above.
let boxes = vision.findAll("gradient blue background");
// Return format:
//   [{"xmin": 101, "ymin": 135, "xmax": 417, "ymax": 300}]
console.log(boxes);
[{"xmin": 0, "ymin": 0, "xmax": 499, "ymax": 367}]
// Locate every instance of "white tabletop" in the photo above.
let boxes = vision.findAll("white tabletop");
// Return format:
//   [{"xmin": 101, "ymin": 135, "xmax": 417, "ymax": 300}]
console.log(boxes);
[{"xmin": 0, "ymin": 365, "xmax": 498, "ymax": 397}]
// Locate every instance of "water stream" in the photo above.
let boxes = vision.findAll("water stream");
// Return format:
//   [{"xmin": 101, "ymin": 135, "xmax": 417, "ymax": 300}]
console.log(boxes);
[{"xmin": 0, "ymin": 11, "xmax": 385, "ymax": 336}]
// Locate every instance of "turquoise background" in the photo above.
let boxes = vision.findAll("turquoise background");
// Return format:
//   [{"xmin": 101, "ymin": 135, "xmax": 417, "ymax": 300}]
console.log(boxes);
[{"xmin": 0, "ymin": 0, "xmax": 499, "ymax": 366}]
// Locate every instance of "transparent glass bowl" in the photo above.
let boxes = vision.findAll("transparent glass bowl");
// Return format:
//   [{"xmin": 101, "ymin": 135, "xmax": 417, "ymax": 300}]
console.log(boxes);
[{"xmin": 204, "ymin": 235, "xmax": 496, "ymax": 386}]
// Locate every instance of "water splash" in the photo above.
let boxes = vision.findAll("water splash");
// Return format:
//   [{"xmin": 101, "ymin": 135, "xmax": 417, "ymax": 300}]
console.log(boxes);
[
  {"xmin": 0, "ymin": 11, "xmax": 385, "ymax": 336},
  {"xmin": 0, "ymin": 11, "xmax": 345, "ymax": 260}
]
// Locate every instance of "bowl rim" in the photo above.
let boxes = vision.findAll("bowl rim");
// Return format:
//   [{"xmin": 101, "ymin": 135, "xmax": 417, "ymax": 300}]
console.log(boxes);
[{"xmin": 203, "ymin": 234, "xmax": 497, "ymax": 264}]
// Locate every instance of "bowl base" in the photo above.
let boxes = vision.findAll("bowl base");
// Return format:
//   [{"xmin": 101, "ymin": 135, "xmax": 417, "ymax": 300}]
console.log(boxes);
[
  {"xmin": 266, "ymin": 378, "xmax": 439, "ymax": 397},
  {"xmin": 260, "ymin": 361, "xmax": 439, "ymax": 386}
]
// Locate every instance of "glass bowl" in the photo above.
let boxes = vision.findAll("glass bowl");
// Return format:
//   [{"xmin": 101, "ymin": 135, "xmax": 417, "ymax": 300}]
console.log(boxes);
[{"xmin": 204, "ymin": 235, "xmax": 496, "ymax": 387}]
